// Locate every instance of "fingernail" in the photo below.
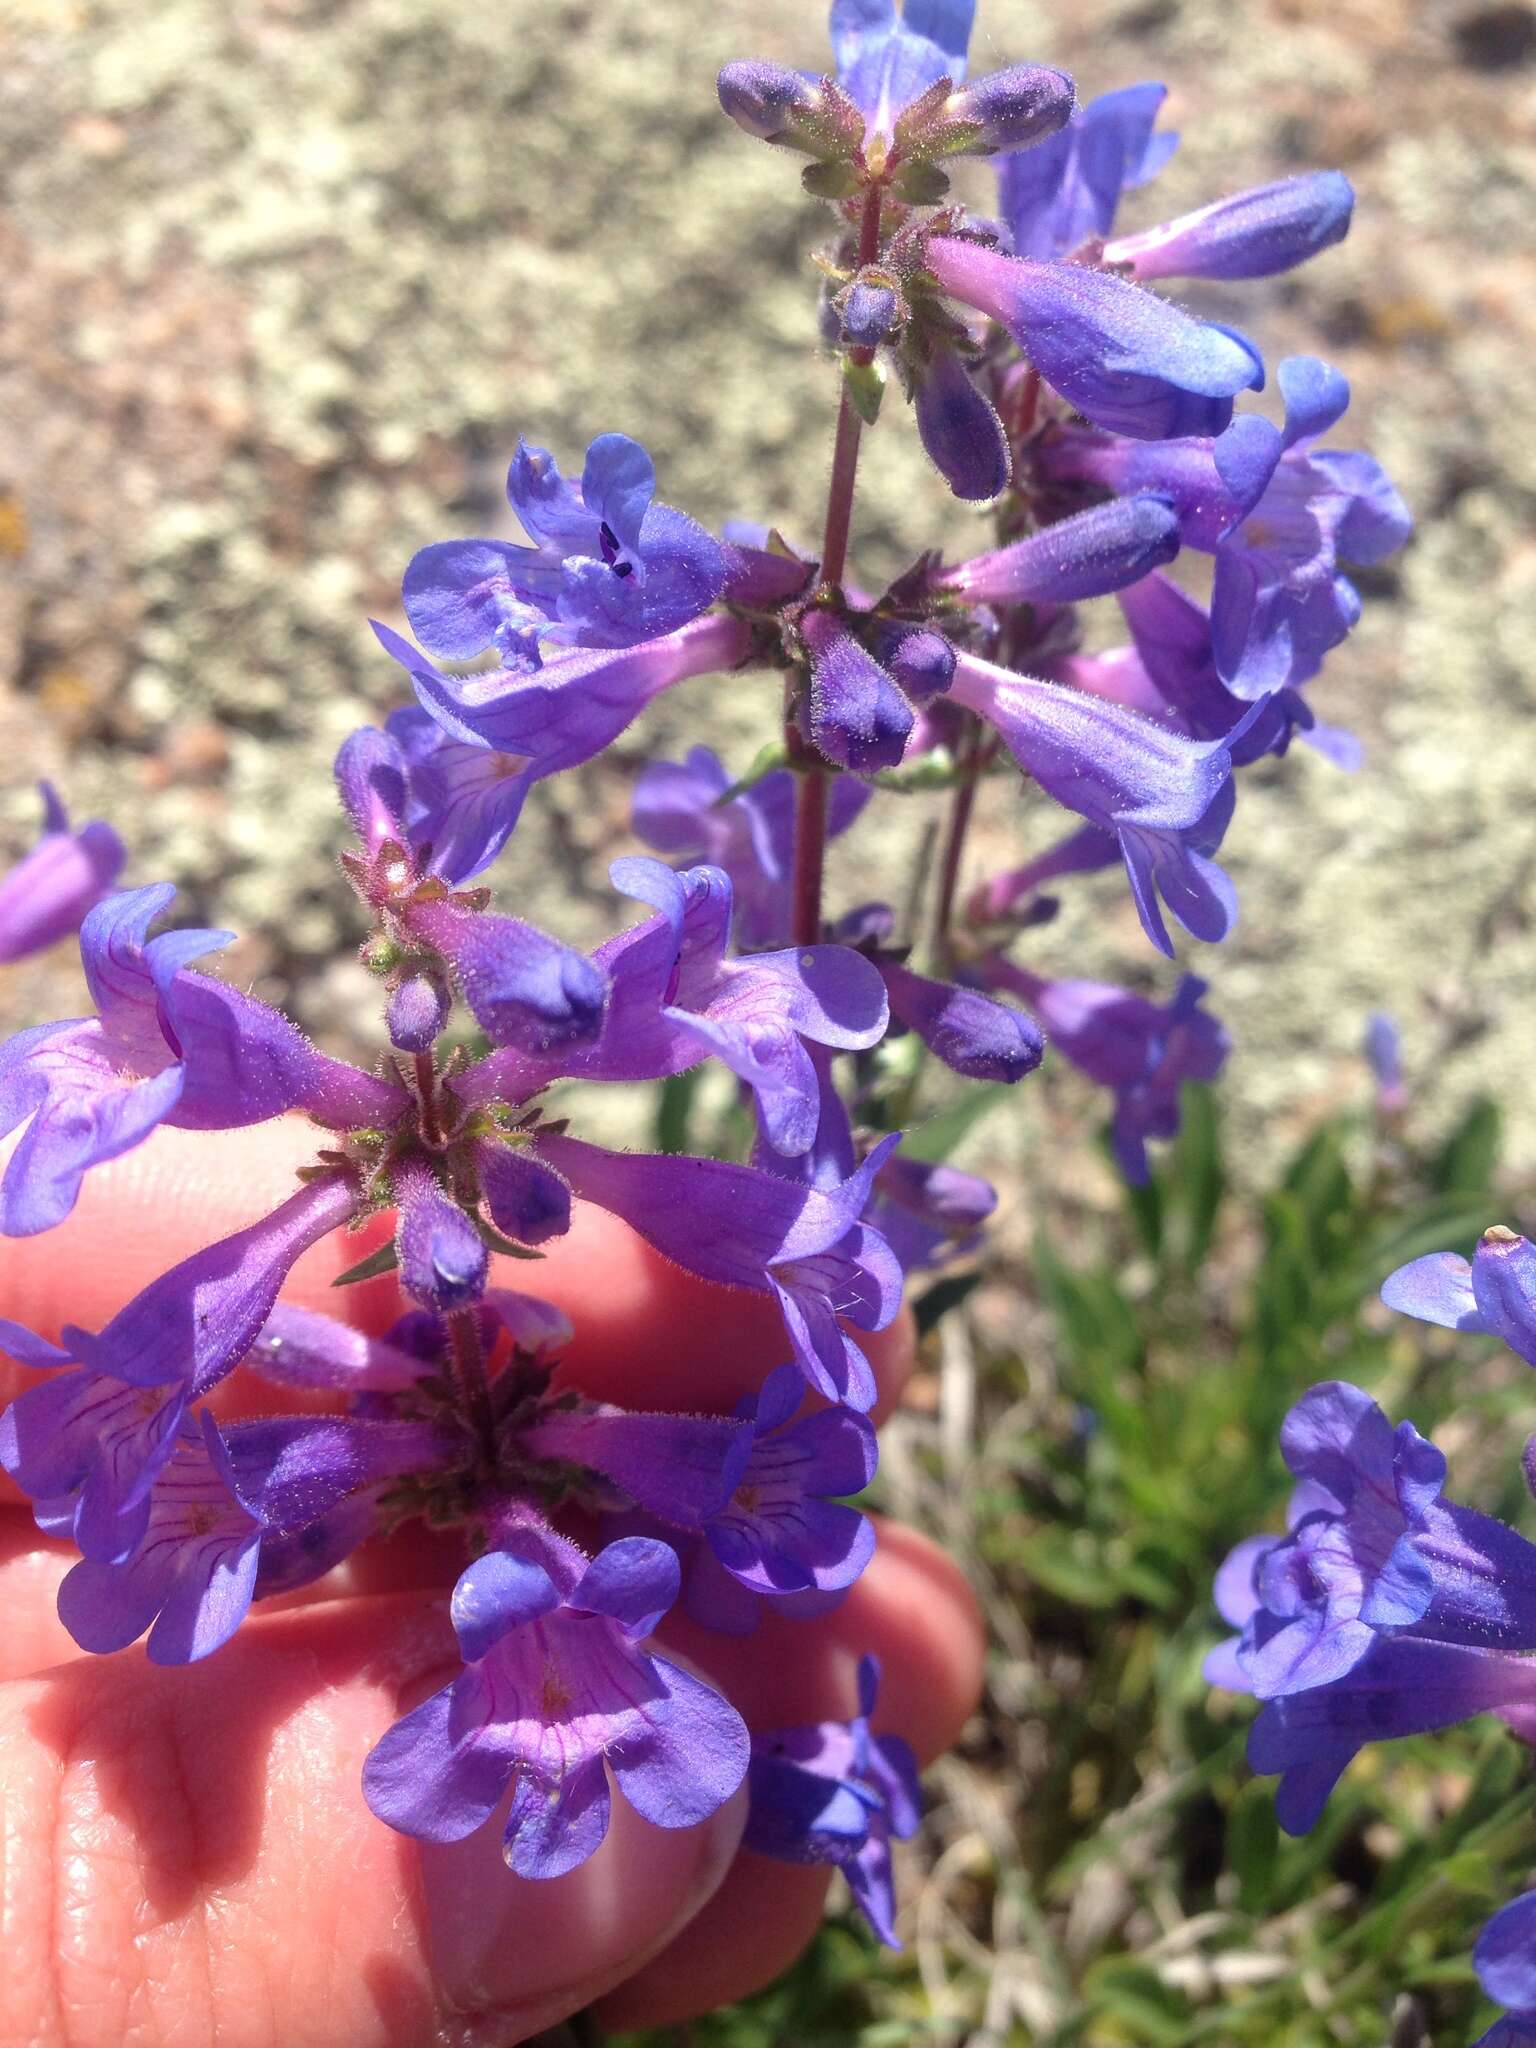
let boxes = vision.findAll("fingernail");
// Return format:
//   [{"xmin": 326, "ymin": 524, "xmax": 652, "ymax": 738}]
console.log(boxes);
[{"xmin": 424, "ymin": 1779, "xmax": 746, "ymax": 2032}]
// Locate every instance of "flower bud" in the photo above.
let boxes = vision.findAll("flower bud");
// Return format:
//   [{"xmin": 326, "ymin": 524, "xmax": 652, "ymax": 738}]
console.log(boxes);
[
  {"xmin": 913, "ymin": 347, "xmax": 1011, "ymax": 504},
  {"xmin": 393, "ymin": 1156, "xmax": 488, "ymax": 1313},
  {"xmin": 876, "ymin": 625, "xmax": 957, "ymax": 704},
  {"xmin": 716, "ymin": 61, "xmax": 864, "ymax": 159},
  {"xmin": 839, "ymin": 273, "xmax": 902, "ymax": 350},
  {"xmin": 941, "ymin": 64, "xmax": 1076, "ymax": 156},
  {"xmin": 386, "ymin": 968, "xmax": 452, "ymax": 1053},
  {"xmin": 799, "ymin": 612, "xmax": 914, "ymax": 773}
]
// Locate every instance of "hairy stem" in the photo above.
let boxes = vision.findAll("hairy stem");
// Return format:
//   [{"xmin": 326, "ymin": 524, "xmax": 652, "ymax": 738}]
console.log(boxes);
[
  {"xmin": 789, "ymin": 182, "xmax": 886, "ymax": 948},
  {"xmin": 448, "ymin": 1307, "xmax": 498, "ymax": 1465}
]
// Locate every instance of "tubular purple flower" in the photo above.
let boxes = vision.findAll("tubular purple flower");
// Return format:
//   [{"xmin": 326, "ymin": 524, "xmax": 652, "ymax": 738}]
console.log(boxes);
[
  {"xmin": 942, "ymin": 493, "xmax": 1181, "ymax": 606},
  {"xmin": 1383, "ymin": 1227, "xmax": 1536, "ymax": 1370},
  {"xmin": 1363, "ymin": 1011, "xmax": 1407, "ymax": 1114},
  {"xmin": 362, "ymin": 1530, "xmax": 749, "ymax": 1878},
  {"xmin": 998, "ymin": 80, "xmax": 1175, "ymax": 261},
  {"xmin": 475, "ymin": 1142, "xmax": 573, "ymax": 1248},
  {"xmin": 745, "ymin": 1654, "xmax": 921, "ymax": 1946},
  {"xmin": 925, "ymin": 234, "xmax": 1263, "ymax": 440},
  {"xmin": 912, "ymin": 344, "xmax": 1011, "ymax": 503},
  {"xmin": 334, "ymin": 727, "xmax": 412, "ymax": 856},
  {"xmin": 528, "ymin": 1131, "xmax": 903, "ymax": 1410},
  {"xmin": 1103, "ymin": 171, "xmax": 1354, "ymax": 282},
  {"xmin": 800, "ymin": 611, "xmax": 915, "ymax": 771},
  {"xmin": 0, "ymin": 783, "xmax": 125, "ymax": 965},
  {"xmin": 400, "ymin": 893, "xmax": 607, "ymax": 1054},
  {"xmin": 63, "ymin": 1172, "xmax": 362, "ymax": 1394},
  {"xmin": 374, "ymin": 612, "xmax": 753, "ymax": 882},
  {"xmin": 979, "ymin": 961, "xmax": 1227, "ymax": 1180},
  {"xmin": 0, "ymin": 885, "xmax": 402, "ymax": 1236},
  {"xmin": 401, "ymin": 434, "xmax": 725, "ymax": 667},
  {"xmin": 1473, "ymin": 1893, "xmax": 1536, "ymax": 2048},
  {"xmin": 830, "ymin": 0, "xmax": 976, "ymax": 141},
  {"xmin": 54, "ymin": 1412, "xmax": 264, "ymax": 1664},
  {"xmin": 966, "ymin": 822, "xmax": 1119, "ymax": 926},
  {"xmin": 948, "ymin": 649, "xmax": 1252, "ymax": 955},
  {"xmin": 1243, "ymin": 1636, "xmax": 1536, "ymax": 1837}
]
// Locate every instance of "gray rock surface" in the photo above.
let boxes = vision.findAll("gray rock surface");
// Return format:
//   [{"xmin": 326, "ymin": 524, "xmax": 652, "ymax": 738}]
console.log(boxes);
[{"xmin": 2, "ymin": 0, "xmax": 1533, "ymax": 1177}]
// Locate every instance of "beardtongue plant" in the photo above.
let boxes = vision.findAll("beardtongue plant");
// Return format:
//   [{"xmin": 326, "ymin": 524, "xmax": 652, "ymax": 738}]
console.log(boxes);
[{"xmin": 0, "ymin": 0, "xmax": 1409, "ymax": 1972}]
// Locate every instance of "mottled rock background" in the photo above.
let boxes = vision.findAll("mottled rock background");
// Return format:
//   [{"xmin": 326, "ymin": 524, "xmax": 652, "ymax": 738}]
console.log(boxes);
[{"xmin": 2, "ymin": 0, "xmax": 1533, "ymax": 1183}]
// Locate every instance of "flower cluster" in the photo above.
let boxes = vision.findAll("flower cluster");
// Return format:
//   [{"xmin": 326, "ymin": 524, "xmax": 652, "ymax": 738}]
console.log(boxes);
[
  {"xmin": 0, "ymin": 0, "xmax": 1405, "ymax": 1958},
  {"xmin": 1210, "ymin": 1227, "xmax": 1536, "ymax": 2037}
]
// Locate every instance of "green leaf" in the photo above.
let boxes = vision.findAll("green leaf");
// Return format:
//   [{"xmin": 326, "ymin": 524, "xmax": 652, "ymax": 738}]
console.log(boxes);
[
  {"xmin": 653, "ymin": 1068, "xmax": 703, "ymax": 1155},
  {"xmin": 902, "ymin": 1082, "xmax": 1010, "ymax": 1163},
  {"xmin": 912, "ymin": 1268, "xmax": 982, "ymax": 1336},
  {"xmin": 802, "ymin": 157, "xmax": 862, "ymax": 199},
  {"xmin": 1431, "ymin": 1095, "xmax": 1502, "ymax": 1196},
  {"xmin": 842, "ymin": 354, "xmax": 885, "ymax": 425},
  {"xmin": 330, "ymin": 1240, "xmax": 400, "ymax": 1288},
  {"xmin": 715, "ymin": 741, "xmax": 790, "ymax": 804}
]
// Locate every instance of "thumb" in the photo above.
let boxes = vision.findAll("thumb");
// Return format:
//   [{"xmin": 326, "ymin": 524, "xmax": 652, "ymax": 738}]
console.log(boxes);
[{"xmin": 0, "ymin": 1591, "xmax": 745, "ymax": 2048}]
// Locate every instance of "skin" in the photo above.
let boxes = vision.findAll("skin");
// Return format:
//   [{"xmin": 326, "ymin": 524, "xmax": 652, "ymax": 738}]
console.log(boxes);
[{"xmin": 0, "ymin": 1121, "xmax": 986, "ymax": 2048}]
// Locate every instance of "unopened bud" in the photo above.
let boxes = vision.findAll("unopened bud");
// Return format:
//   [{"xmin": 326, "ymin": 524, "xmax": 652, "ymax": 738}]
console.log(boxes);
[
  {"xmin": 387, "ymin": 968, "xmax": 452, "ymax": 1053},
  {"xmin": 941, "ymin": 64, "xmax": 1076, "ymax": 156},
  {"xmin": 716, "ymin": 61, "xmax": 864, "ymax": 159},
  {"xmin": 877, "ymin": 625, "xmax": 957, "ymax": 705},
  {"xmin": 838, "ymin": 271, "xmax": 903, "ymax": 350}
]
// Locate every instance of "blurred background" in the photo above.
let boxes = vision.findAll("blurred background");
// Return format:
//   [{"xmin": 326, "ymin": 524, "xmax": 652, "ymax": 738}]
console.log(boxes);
[{"xmin": 3, "ymin": 0, "xmax": 1534, "ymax": 1182}]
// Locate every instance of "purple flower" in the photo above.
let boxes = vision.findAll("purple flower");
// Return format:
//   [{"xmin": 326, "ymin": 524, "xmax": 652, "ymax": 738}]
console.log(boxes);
[
  {"xmin": 460, "ymin": 857, "xmax": 889, "ymax": 1160},
  {"xmin": 941, "ymin": 494, "xmax": 1181, "ymax": 607},
  {"xmin": 1117, "ymin": 572, "xmax": 1352, "ymax": 769},
  {"xmin": 998, "ymin": 80, "xmax": 1175, "ymax": 261},
  {"xmin": 829, "ymin": 0, "xmax": 976, "ymax": 141},
  {"xmin": 1243, "ymin": 1635, "xmax": 1536, "ymax": 1837},
  {"xmin": 912, "ymin": 344, "xmax": 1012, "ymax": 503},
  {"xmin": 745, "ymin": 1654, "xmax": 921, "ymax": 1946},
  {"xmin": 0, "ymin": 885, "xmax": 403, "ymax": 1236},
  {"xmin": 401, "ymin": 434, "xmax": 725, "ymax": 669},
  {"xmin": 1363, "ymin": 1011, "xmax": 1406, "ymax": 1114},
  {"xmin": 866, "ymin": 1154, "xmax": 996, "ymax": 1273},
  {"xmin": 1042, "ymin": 358, "xmax": 1411, "ymax": 695},
  {"xmin": 0, "ymin": 783, "xmax": 125, "ymax": 965},
  {"xmin": 1382, "ymin": 1228, "xmax": 1536, "ymax": 1370},
  {"xmin": 362, "ymin": 1529, "xmax": 749, "ymax": 1878},
  {"xmin": 925, "ymin": 234, "xmax": 1263, "ymax": 441},
  {"xmin": 527, "ymin": 1132, "xmax": 903, "ymax": 1410},
  {"xmin": 977, "ymin": 961, "xmax": 1227, "ymax": 1181},
  {"xmin": 525, "ymin": 1363, "xmax": 877, "ymax": 1610},
  {"xmin": 373, "ymin": 612, "xmax": 753, "ymax": 884},
  {"xmin": 53, "ymin": 1412, "xmax": 264, "ymax": 1664},
  {"xmin": 1207, "ymin": 1381, "xmax": 1536, "ymax": 1705},
  {"xmin": 948, "ymin": 649, "xmax": 1254, "ymax": 956},
  {"xmin": 632, "ymin": 745, "xmax": 869, "ymax": 950},
  {"xmin": 0, "ymin": 1172, "xmax": 360, "ymax": 1567},
  {"xmin": 1473, "ymin": 1893, "xmax": 1536, "ymax": 2048},
  {"xmin": 1103, "ymin": 171, "xmax": 1354, "ymax": 282}
]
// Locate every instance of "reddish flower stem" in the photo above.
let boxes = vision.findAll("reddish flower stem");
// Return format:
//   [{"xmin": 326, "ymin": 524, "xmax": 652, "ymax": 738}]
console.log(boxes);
[
  {"xmin": 790, "ymin": 181, "xmax": 886, "ymax": 948},
  {"xmin": 449, "ymin": 1306, "xmax": 498, "ymax": 1466}
]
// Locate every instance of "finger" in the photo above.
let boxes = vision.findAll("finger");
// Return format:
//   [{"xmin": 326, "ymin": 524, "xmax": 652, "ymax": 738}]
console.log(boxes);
[
  {"xmin": 0, "ymin": 1511, "xmax": 79, "ymax": 1679},
  {"xmin": 0, "ymin": 1591, "xmax": 746, "ymax": 2048},
  {"xmin": 597, "ymin": 1519, "xmax": 986, "ymax": 2029}
]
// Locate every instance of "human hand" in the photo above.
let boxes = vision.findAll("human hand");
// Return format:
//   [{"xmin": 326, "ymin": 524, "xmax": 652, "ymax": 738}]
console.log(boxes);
[{"xmin": 0, "ymin": 1119, "xmax": 984, "ymax": 2047}]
